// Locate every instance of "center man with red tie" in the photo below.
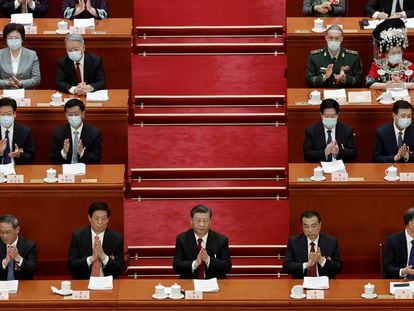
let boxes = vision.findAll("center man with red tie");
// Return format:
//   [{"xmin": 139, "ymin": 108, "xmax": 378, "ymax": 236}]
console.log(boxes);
[
  {"xmin": 68, "ymin": 201, "xmax": 125, "ymax": 279},
  {"xmin": 173, "ymin": 205, "xmax": 232, "ymax": 279},
  {"xmin": 283, "ymin": 210, "xmax": 341, "ymax": 279}
]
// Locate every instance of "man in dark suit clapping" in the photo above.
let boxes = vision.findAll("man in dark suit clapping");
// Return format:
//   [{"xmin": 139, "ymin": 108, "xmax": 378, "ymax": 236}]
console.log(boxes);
[{"xmin": 173, "ymin": 205, "xmax": 232, "ymax": 279}]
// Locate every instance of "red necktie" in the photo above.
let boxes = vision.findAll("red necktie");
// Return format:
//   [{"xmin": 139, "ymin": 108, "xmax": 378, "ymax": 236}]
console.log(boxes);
[
  {"xmin": 75, "ymin": 62, "xmax": 82, "ymax": 83},
  {"xmin": 197, "ymin": 238, "xmax": 205, "ymax": 279},
  {"xmin": 308, "ymin": 242, "xmax": 317, "ymax": 277},
  {"xmin": 91, "ymin": 236, "xmax": 101, "ymax": 277}
]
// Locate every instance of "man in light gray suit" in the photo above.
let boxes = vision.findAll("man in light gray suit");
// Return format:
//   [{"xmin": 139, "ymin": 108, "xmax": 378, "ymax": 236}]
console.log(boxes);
[{"xmin": 0, "ymin": 23, "xmax": 40, "ymax": 89}]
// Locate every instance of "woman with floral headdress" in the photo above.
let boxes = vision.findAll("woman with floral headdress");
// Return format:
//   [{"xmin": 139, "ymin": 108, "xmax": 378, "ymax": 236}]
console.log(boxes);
[{"xmin": 366, "ymin": 18, "xmax": 414, "ymax": 89}]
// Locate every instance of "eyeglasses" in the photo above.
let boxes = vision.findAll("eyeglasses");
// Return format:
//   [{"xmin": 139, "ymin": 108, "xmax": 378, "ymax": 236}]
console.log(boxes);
[{"xmin": 0, "ymin": 230, "xmax": 15, "ymax": 235}]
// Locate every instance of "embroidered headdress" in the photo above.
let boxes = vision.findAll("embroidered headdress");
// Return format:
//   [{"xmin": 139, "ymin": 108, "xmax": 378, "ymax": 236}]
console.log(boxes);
[{"xmin": 373, "ymin": 18, "xmax": 408, "ymax": 55}]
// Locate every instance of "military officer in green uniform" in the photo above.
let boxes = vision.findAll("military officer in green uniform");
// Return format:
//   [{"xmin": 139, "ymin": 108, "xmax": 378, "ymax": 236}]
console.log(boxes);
[{"xmin": 306, "ymin": 25, "xmax": 363, "ymax": 88}]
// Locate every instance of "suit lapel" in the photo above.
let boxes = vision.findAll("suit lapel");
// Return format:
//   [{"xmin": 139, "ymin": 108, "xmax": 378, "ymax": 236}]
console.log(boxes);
[{"xmin": 16, "ymin": 48, "xmax": 26, "ymax": 76}]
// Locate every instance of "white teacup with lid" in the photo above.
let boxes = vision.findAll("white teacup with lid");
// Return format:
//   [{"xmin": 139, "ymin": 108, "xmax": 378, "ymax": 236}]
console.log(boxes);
[
  {"xmin": 291, "ymin": 285, "xmax": 304, "ymax": 298},
  {"xmin": 314, "ymin": 18, "xmax": 324, "ymax": 31},
  {"xmin": 309, "ymin": 90, "xmax": 321, "ymax": 104},
  {"xmin": 385, "ymin": 165, "xmax": 397, "ymax": 179},
  {"xmin": 170, "ymin": 283, "xmax": 181, "ymax": 298},
  {"xmin": 46, "ymin": 168, "xmax": 56, "ymax": 181},
  {"xmin": 364, "ymin": 283, "xmax": 375, "ymax": 297},
  {"xmin": 51, "ymin": 92, "xmax": 62, "ymax": 105},
  {"xmin": 57, "ymin": 20, "xmax": 68, "ymax": 32},
  {"xmin": 154, "ymin": 283, "xmax": 165, "ymax": 298}
]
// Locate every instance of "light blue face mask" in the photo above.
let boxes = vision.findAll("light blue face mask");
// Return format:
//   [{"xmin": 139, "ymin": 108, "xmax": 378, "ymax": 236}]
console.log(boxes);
[
  {"xmin": 0, "ymin": 115, "xmax": 14, "ymax": 128},
  {"xmin": 398, "ymin": 117, "xmax": 411, "ymax": 129},
  {"xmin": 327, "ymin": 40, "xmax": 341, "ymax": 51},
  {"xmin": 7, "ymin": 38, "xmax": 22, "ymax": 50},
  {"xmin": 322, "ymin": 117, "xmax": 337, "ymax": 129},
  {"xmin": 388, "ymin": 53, "xmax": 402, "ymax": 65},
  {"xmin": 67, "ymin": 115, "xmax": 82, "ymax": 128},
  {"xmin": 67, "ymin": 51, "xmax": 82, "ymax": 62}
]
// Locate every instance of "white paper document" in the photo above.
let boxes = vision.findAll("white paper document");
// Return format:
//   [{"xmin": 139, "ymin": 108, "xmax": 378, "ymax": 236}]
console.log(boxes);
[
  {"xmin": 320, "ymin": 159, "xmax": 346, "ymax": 174},
  {"xmin": 74, "ymin": 18, "xmax": 95, "ymax": 29},
  {"xmin": 405, "ymin": 18, "xmax": 414, "ymax": 29},
  {"xmin": 62, "ymin": 163, "xmax": 86, "ymax": 175},
  {"xmin": 3, "ymin": 89, "xmax": 25, "ymax": 99},
  {"xmin": 0, "ymin": 163, "xmax": 16, "ymax": 175},
  {"xmin": 389, "ymin": 281, "xmax": 414, "ymax": 294},
  {"xmin": 363, "ymin": 19, "xmax": 382, "ymax": 30},
  {"xmin": 323, "ymin": 89, "xmax": 347, "ymax": 104},
  {"xmin": 88, "ymin": 276, "xmax": 113, "ymax": 290},
  {"xmin": 303, "ymin": 276, "xmax": 329, "ymax": 289},
  {"xmin": 0, "ymin": 280, "xmax": 19, "ymax": 293},
  {"xmin": 10, "ymin": 13, "xmax": 33, "ymax": 25},
  {"xmin": 193, "ymin": 278, "xmax": 219, "ymax": 292},
  {"xmin": 348, "ymin": 91, "xmax": 371, "ymax": 103},
  {"xmin": 86, "ymin": 90, "xmax": 109, "ymax": 101}
]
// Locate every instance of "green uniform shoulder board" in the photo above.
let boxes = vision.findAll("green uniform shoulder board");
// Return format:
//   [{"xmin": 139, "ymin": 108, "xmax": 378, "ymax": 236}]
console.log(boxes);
[
  {"xmin": 344, "ymin": 49, "xmax": 358, "ymax": 55},
  {"xmin": 310, "ymin": 48, "xmax": 324, "ymax": 54}
]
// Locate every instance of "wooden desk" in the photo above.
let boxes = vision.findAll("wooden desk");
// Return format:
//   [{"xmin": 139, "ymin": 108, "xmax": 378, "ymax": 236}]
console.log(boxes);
[
  {"xmin": 15, "ymin": 89, "xmax": 128, "ymax": 164},
  {"xmin": 4, "ymin": 279, "xmax": 414, "ymax": 310},
  {"xmin": 289, "ymin": 163, "xmax": 414, "ymax": 275},
  {"xmin": 286, "ymin": 17, "xmax": 414, "ymax": 88},
  {"xmin": 2, "ymin": 164, "xmax": 125, "ymax": 275},
  {"xmin": 287, "ymin": 88, "xmax": 398, "ymax": 163},
  {"xmin": 0, "ymin": 18, "xmax": 132, "ymax": 90}
]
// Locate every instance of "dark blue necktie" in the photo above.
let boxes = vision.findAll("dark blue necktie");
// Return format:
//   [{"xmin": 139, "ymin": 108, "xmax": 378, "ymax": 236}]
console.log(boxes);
[
  {"xmin": 7, "ymin": 259, "xmax": 14, "ymax": 280},
  {"xmin": 3, "ymin": 130, "xmax": 11, "ymax": 164},
  {"xmin": 326, "ymin": 129, "xmax": 332, "ymax": 161},
  {"xmin": 408, "ymin": 240, "xmax": 414, "ymax": 279}
]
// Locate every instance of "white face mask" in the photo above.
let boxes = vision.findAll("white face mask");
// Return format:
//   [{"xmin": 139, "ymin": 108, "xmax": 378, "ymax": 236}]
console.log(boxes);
[
  {"xmin": 322, "ymin": 117, "xmax": 337, "ymax": 129},
  {"xmin": 327, "ymin": 40, "xmax": 341, "ymax": 51},
  {"xmin": 388, "ymin": 53, "xmax": 402, "ymax": 65},
  {"xmin": 67, "ymin": 51, "xmax": 82, "ymax": 62},
  {"xmin": 398, "ymin": 117, "xmax": 411, "ymax": 129},
  {"xmin": 0, "ymin": 115, "xmax": 14, "ymax": 128},
  {"xmin": 67, "ymin": 115, "xmax": 82, "ymax": 128},
  {"xmin": 7, "ymin": 38, "xmax": 22, "ymax": 50}
]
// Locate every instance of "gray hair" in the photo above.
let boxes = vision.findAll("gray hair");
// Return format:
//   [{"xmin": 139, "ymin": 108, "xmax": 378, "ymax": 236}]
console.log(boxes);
[
  {"xmin": 0, "ymin": 215, "xmax": 19, "ymax": 229},
  {"xmin": 326, "ymin": 24, "xmax": 343, "ymax": 35},
  {"xmin": 64, "ymin": 33, "xmax": 84, "ymax": 45}
]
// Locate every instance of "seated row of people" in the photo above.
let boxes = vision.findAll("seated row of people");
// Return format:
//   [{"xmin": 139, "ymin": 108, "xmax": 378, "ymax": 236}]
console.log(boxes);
[
  {"xmin": 0, "ymin": 0, "xmax": 108, "ymax": 19},
  {"xmin": 304, "ymin": 98, "xmax": 414, "ymax": 163},
  {"xmin": 0, "ymin": 97, "xmax": 102, "ymax": 165},
  {"xmin": 303, "ymin": 0, "xmax": 414, "ymax": 19},
  {"xmin": 306, "ymin": 19, "xmax": 413, "ymax": 89},
  {"xmin": 0, "ymin": 23, "xmax": 106, "ymax": 95}
]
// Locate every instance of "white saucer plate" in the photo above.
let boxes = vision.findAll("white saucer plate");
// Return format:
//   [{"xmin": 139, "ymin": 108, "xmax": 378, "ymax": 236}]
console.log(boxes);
[
  {"xmin": 384, "ymin": 176, "xmax": 399, "ymax": 181},
  {"xmin": 168, "ymin": 293, "xmax": 184, "ymax": 299},
  {"xmin": 310, "ymin": 176, "xmax": 326, "ymax": 181},
  {"xmin": 60, "ymin": 289, "xmax": 73, "ymax": 296},
  {"xmin": 0, "ymin": 178, "xmax": 5, "ymax": 183},
  {"xmin": 312, "ymin": 27, "xmax": 326, "ymax": 33},
  {"xmin": 308, "ymin": 100, "xmax": 322, "ymax": 105},
  {"xmin": 152, "ymin": 293, "xmax": 168, "ymax": 299},
  {"xmin": 361, "ymin": 293, "xmax": 377, "ymax": 299},
  {"xmin": 56, "ymin": 29, "xmax": 70, "ymax": 34},
  {"xmin": 43, "ymin": 177, "xmax": 58, "ymax": 183},
  {"xmin": 290, "ymin": 293, "xmax": 306, "ymax": 299},
  {"xmin": 49, "ymin": 101, "xmax": 64, "ymax": 107},
  {"xmin": 379, "ymin": 99, "xmax": 394, "ymax": 105}
]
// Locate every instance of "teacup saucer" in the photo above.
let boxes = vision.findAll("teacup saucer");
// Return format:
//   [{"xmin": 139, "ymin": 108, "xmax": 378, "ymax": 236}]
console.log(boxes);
[
  {"xmin": 312, "ymin": 27, "xmax": 326, "ymax": 33},
  {"xmin": 308, "ymin": 99, "xmax": 322, "ymax": 105},
  {"xmin": 56, "ymin": 29, "xmax": 70, "ymax": 34},
  {"xmin": 169, "ymin": 293, "xmax": 184, "ymax": 299},
  {"xmin": 60, "ymin": 289, "xmax": 73, "ymax": 296},
  {"xmin": 49, "ymin": 101, "xmax": 64, "ymax": 107},
  {"xmin": 290, "ymin": 293, "xmax": 306, "ymax": 299},
  {"xmin": 43, "ymin": 177, "xmax": 58, "ymax": 183},
  {"xmin": 310, "ymin": 176, "xmax": 326, "ymax": 181},
  {"xmin": 379, "ymin": 99, "xmax": 394, "ymax": 105},
  {"xmin": 152, "ymin": 293, "xmax": 168, "ymax": 300},
  {"xmin": 361, "ymin": 293, "xmax": 377, "ymax": 299},
  {"xmin": 384, "ymin": 176, "xmax": 399, "ymax": 181}
]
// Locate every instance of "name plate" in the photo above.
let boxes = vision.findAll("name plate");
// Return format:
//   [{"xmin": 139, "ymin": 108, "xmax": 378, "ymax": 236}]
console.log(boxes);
[
  {"xmin": 16, "ymin": 98, "xmax": 31, "ymax": 107},
  {"xmin": 36, "ymin": 103, "xmax": 50, "ymax": 107},
  {"xmin": 395, "ymin": 289, "xmax": 413, "ymax": 299},
  {"xmin": 306, "ymin": 289, "xmax": 324, "ymax": 299},
  {"xmin": 24, "ymin": 25, "xmax": 37, "ymax": 34},
  {"xmin": 331, "ymin": 172, "xmax": 348, "ymax": 181},
  {"xmin": 80, "ymin": 178, "xmax": 97, "ymax": 183},
  {"xmin": 70, "ymin": 26, "xmax": 85, "ymax": 34},
  {"xmin": 185, "ymin": 290, "xmax": 202, "ymax": 300},
  {"xmin": 58, "ymin": 174, "xmax": 75, "ymax": 183},
  {"xmin": 400, "ymin": 173, "xmax": 414, "ymax": 181},
  {"xmin": 71, "ymin": 290, "xmax": 90, "ymax": 300},
  {"xmin": 7, "ymin": 174, "xmax": 23, "ymax": 183},
  {"xmin": 86, "ymin": 102, "xmax": 103, "ymax": 107},
  {"xmin": 0, "ymin": 292, "xmax": 9, "ymax": 300}
]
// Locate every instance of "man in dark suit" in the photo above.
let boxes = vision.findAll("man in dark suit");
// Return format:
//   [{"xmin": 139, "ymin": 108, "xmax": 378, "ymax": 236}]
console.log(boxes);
[
  {"xmin": 283, "ymin": 210, "xmax": 341, "ymax": 279},
  {"xmin": 0, "ymin": 97, "xmax": 34, "ymax": 164},
  {"xmin": 0, "ymin": 0, "xmax": 48, "ymax": 17},
  {"xmin": 373, "ymin": 100, "xmax": 414, "ymax": 162},
  {"xmin": 50, "ymin": 98, "xmax": 101, "ymax": 164},
  {"xmin": 383, "ymin": 207, "xmax": 414, "ymax": 278},
  {"xmin": 0, "ymin": 215, "xmax": 36, "ymax": 280},
  {"xmin": 306, "ymin": 25, "xmax": 363, "ymax": 88},
  {"xmin": 56, "ymin": 33, "xmax": 106, "ymax": 95},
  {"xmin": 68, "ymin": 201, "xmax": 125, "ymax": 279},
  {"xmin": 304, "ymin": 98, "xmax": 356, "ymax": 162},
  {"xmin": 364, "ymin": 0, "xmax": 414, "ymax": 19},
  {"xmin": 62, "ymin": 0, "xmax": 108, "ymax": 19},
  {"xmin": 173, "ymin": 205, "xmax": 232, "ymax": 279}
]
